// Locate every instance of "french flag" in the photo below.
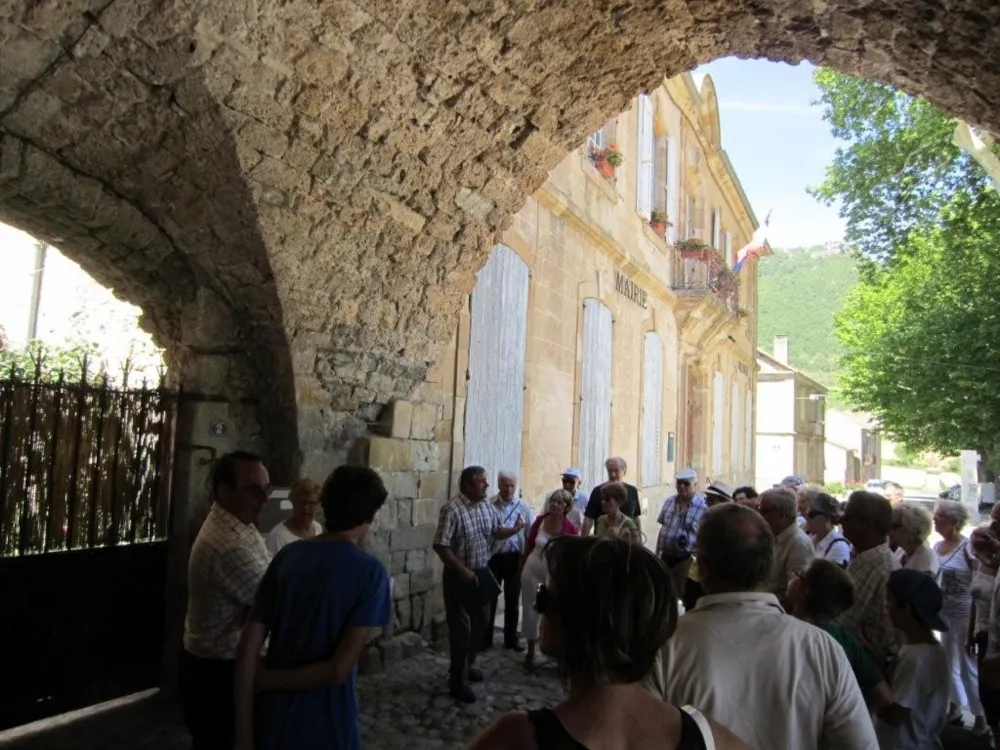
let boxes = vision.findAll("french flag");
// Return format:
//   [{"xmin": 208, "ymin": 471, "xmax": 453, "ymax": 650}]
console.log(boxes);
[{"xmin": 733, "ymin": 210, "xmax": 771, "ymax": 274}]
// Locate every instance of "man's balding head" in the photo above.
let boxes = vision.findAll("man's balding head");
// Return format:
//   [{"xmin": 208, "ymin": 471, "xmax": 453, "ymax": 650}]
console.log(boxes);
[
  {"xmin": 696, "ymin": 503, "xmax": 775, "ymax": 594},
  {"xmin": 841, "ymin": 490, "xmax": 893, "ymax": 550}
]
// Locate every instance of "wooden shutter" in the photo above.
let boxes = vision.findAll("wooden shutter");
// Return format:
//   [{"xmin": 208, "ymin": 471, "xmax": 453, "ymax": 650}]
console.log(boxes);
[
  {"xmin": 712, "ymin": 208, "xmax": 722, "ymax": 249},
  {"xmin": 580, "ymin": 299, "xmax": 613, "ymax": 493},
  {"xmin": 730, "ymin": 380, "xmax": 740, "ymax": 478},
  {"xmin": 712, "ymin": 371, "xmax": 725, "ymax": 476},
  {"xmin": 744, "ymin": 386, "xmax": 754, "ymax": 474},
  {"xmin": 667, "ymin": 136, "xmax": 680, "ymax": 243},
  {"xmin": 725, "ymin": 231, "xmax": 734, "ymax": 266},
  {"xmin": 636, "ymin": 95, "xmax": 654, "ymax": 221},
  {"xmin": 464, "ymin": 245, "xmax": 530, "ymax": 484},
  {"xmin": 653, "ymin": 136, "xmax": 668, "ymax": 215},
  {"xmin": 641, "ymin": 332, "xmax": 663, "ymax": 486}
]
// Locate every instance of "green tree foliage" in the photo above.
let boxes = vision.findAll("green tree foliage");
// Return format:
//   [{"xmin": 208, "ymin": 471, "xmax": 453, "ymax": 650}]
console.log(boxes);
[
  {"xmin": 836, "ymin": 190, "xmax": 1000, "ymax": 460},
  {"xmin": 0, "ymin": 338, "xmax": 101, "ymax": 383},
  {"xmin": 757, "ymin": 246, "xmax": 858, "ymax": 388},
  {"xmin": 811, "ymin": 69, "xmax": 989, "ymax": 264}
]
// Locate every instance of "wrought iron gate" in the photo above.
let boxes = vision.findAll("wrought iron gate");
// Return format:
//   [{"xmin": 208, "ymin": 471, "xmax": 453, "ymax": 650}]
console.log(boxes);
[{"xmin": 0, "ymin": 357, "xmax": 177, "ymax": 730}]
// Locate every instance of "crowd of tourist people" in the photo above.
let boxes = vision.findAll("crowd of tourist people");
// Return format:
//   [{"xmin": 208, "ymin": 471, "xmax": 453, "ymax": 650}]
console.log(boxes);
[{"xmin": 177, "ymin": 449, "xmax": 1000, "ymax": 750}]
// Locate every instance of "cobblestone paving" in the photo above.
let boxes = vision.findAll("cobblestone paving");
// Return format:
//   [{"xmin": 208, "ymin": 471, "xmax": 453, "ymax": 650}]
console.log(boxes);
[
  {"xmin": 359, "ymin": 642, "xmax": 565, "ymax": 749},
  {"xmin": 5, "ymin": 634, "xmax": 563, "ymax": 750}
]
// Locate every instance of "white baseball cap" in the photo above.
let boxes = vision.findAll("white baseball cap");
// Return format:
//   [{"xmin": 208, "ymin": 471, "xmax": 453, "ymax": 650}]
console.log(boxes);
[
  {"xmin": 561, "ymin": 467, "xmax": 581, "ymax": 479},
  {"xmin": 676, "ymin": 468, "xmax": 697, "ymax": 482}
]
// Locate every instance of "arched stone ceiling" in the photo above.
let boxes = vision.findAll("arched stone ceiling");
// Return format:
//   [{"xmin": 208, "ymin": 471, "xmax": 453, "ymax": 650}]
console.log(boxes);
[{"xmin": 2, "ymin": 0, "xmax": 999, "ymax": 446}]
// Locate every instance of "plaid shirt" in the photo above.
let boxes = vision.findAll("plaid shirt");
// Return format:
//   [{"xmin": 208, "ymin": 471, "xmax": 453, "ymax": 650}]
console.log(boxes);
[
  {"xmin": 837, "ymin": 542, "xmax": 900, "ymax": 667},
  {"xmin": 656, "ymin": 493, "xmax": 707, "ymax": 555},
  {"xmin": 434, "ymin": 494, "xmax": 502, "ymax": 569},
  {"xmin": 490, "ymin": 494, "xmax": 534, "ymax": 555},
  {"xmin": 183, "ymin": 503, "xmax": 271, "ymax": 659}
]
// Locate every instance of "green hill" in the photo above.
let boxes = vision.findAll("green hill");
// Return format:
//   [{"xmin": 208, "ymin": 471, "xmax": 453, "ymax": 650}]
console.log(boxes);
[{"xmin": 757, "ymin": 246, "xmax": 859, "ymax": 388}]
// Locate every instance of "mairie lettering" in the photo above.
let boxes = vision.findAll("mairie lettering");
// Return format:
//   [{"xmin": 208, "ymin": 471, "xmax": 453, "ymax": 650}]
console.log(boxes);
[{"xmin": 615, "ymin": 270, "xmax": 648, "ymax": 309}]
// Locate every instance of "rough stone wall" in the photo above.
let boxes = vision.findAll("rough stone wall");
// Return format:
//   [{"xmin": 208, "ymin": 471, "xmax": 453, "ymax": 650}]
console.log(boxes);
[{"xmin": 5, "ymin": 0, "xmax": 1000, "ymax": 472}]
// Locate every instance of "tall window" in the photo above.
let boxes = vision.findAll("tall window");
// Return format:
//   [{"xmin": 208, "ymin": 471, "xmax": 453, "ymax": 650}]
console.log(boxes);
[
  {"xmin": 636, "ymin": 94, "xmax": 654, "ymax": 221},
  {"xmin": 725, "ymin": 231, "xmax": 734, "ymax": 266},
  {"xmin": 712, "ymin": 371, "xmax": 725, "ymax": 476},
  {"xmin": 580, "ymin": 299, "xmax": 614, "ymax": 493},
  {"xmin": 464, "ymin": 245, "xmax": 530, "ymax": 484},
  {"xmin": 744, "ymin": 386, "xmax": 754, "ymax": 473},
  {"xmin": 588, "ymin": 120, "xmax": 618, "ymax": 154},
  {"xmin": 686, "ymin": 197, "xmax": 697, "ymax": 239},
  {"xmin": 730, "ymin": 380, "xmax": 740, "ymax": 476},
  {"xmin": 667, "ymin": 136, "xmax": 680, "ymax": 243},
  {"xmin": 641, "ymin": 332, "xmax": 664, "ymax": 486},
  {"xmin": 712, "ymin": 208, "xmax": 722, "ymax": 248}
]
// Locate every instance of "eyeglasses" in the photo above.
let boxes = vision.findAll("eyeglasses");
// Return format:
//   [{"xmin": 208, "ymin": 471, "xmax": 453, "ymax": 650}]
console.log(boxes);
[
  {"xmin": 534, "ymin": 583, "xmax": 553, "ymax": 615},
  {"xmin": 676, "ymin": 480, "xmax": 691, "ymax": 488}
]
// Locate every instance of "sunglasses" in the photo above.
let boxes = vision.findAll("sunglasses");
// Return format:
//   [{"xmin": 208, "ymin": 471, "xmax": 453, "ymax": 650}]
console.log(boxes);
[
  {"xmin": 676, "ymin": 480, "xmax": 691, "ymax": 488},
  {"xmin": 534, "ymin": 583, "xmax": 553, "ymax": 615}
]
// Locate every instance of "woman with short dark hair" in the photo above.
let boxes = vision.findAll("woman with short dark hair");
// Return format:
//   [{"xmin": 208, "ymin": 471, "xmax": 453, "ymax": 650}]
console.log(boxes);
[
  {"xmin": 787, "ymin": 559, "xmax": 893, "ymax": 711},
  {"xmin": 465, "ymin": 537, "xmax": 749, "ymax": 750}
]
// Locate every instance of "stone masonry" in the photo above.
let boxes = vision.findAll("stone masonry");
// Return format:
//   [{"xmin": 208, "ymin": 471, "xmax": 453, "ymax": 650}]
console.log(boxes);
[{"xmin": 5, "ymin": 0, "xmax": 1000, "ymax": 477}]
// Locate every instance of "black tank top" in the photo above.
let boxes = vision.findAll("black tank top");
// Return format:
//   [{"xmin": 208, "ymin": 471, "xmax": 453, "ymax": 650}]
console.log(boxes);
[{"xmin": 526, "ymin": 706, "xmax": 710, "ymax": 749}]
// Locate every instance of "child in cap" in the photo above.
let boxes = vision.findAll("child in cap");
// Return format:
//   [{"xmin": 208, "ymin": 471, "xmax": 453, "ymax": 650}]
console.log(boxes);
[{"xmin": 874, "ymin": 569, "xmax": 951, "ymax": 750}]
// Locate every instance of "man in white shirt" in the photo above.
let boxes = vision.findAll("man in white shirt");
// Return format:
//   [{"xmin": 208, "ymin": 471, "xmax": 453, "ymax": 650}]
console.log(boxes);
[
  {"xmin": 181, "ymin": 451, "xmax": 273, "ymax": 750},
  {"xmin": 484, "ymin": 471, "xmax": 534, "ymax": 651},
  {"xmin": 759, "ymin": 486, "xmax": 816, "ymax": 604},
  {"xmin": 646, "ymin": 503, "xmax": 878, "ymax": 750}
]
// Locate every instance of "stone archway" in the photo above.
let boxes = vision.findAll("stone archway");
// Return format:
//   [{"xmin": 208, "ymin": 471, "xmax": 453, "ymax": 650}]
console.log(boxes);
[{"xmin": 2, "ymin": 0, "xmax": 998, "ymax": 468}]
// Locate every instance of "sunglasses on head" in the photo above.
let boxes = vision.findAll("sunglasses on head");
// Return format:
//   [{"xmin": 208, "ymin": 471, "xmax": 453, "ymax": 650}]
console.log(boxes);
[{"xmin": 534, "ymin": 583, "xmax": 553, "ymax": 615}]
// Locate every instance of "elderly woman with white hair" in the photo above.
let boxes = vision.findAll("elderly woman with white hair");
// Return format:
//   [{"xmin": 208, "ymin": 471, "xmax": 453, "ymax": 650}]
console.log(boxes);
[
  {"xmin": 933, "ymin": 499, "xmax": 986, "ymax": 731},
  {"xmin": 888, "ymin": 501, "xmax": 940, "ymax": 577}
]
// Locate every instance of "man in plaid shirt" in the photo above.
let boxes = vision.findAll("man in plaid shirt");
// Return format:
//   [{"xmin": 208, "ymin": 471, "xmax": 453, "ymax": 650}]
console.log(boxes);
[
  {"xmin": 434, "ymin": 465, "xmax": 525, "ymax": 703},
  {"xmin": 181, "ymin": 451, "xmax": 272, "ymax": 750},
  {"xmin": 838, "ymin": 490, "xmax": 900, "ymax": 675}
]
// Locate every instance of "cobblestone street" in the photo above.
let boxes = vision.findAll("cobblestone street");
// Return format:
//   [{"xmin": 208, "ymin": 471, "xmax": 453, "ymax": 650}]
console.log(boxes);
[
  {"xmin": 359, "ymin": 643, "xmax": 563, "ymax": 749},
  {"xmin": 4, "ymin": 633, "xmax": 563, "ymax": 750}
]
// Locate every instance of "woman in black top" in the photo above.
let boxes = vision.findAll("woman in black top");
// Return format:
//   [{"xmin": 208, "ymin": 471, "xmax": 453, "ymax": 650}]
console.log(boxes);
[{"xmin": 464, "ymin": 536, "xmax": 749, "ymax": 750}]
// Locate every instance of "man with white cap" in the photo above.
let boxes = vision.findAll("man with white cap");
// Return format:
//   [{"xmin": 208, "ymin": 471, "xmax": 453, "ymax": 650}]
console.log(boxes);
[
  {"xmin": 559, "ymin": 468, "xmax": 589, "ymax": 528},
  {"xmin": 656, "ymin": 468, "xmax": 708, "ymax": 599}
]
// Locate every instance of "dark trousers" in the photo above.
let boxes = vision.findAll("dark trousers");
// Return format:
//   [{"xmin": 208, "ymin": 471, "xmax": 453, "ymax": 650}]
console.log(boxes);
[
  {"xmin": 178, "ymin": 649, "xmax": 235, "ymax": 750},
  {"xmin": 443, "ymin": 568, "xmax": 490, "ymax": 686},
  {"xmin": 485, "ymin": 551, "xmax": 522, "ymax": 647}
]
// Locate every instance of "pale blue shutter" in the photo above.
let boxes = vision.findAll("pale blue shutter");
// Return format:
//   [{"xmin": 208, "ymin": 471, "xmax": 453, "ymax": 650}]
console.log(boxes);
[
  {"xmin": 712, "ymin": 371, "xmax": 725, "ymax": 476},
  {"xmin": 744, "ymin": 387, "xmax": 754, "ymax": 474},
  {"xmin": 580, "ymin": 299, "xmax": 613, "ymax": 493},
  {"xmin": 730, "ymin": 380, "xmax": 740, "ymax": 478},
  {"xmin": 641, "ymin": 332, "xmax": 664, "ymax": 486},
  {"xmin": 712, "ymin": 208, "xmax": 722, "ymax": 249},
  {"xmin": 636, "ymin": 95, "xmax": 654, "ymax": 221},
  {"xmin": 667, "ymin": 136, "xmax": 680, "ymax": 243},
  {"xmin": 464, "ymin": 245, "xmax": 530, "ymax": 484}
]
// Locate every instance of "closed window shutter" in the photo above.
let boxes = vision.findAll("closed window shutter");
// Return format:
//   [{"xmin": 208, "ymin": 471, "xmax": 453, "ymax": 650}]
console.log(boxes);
[
  {"xmin": 730, "ymin": 380, "xmax": 740, "ymax": 477},
  {"xmin": 636, "ymin": 95, "xmax": 654, "ymax": 221},
  {"xmin": 580, "ymin": 299, "xmax": 614, "ymax": 493},
  {"xmin": 744, "ymin": 387, "xmax": 753, "ymax": 473},
  {"xmin": 464, "ymin": 245, "xmax": 530, "ymax": 484},
  {"xmin": 713, "ymin": 208, "xmax": 722, "ymax": 248},
  {"xmin": 667, "ymin": 135, "xmax": 679, "ymax": 243},
  {"xmin": 725, "ymin": 231, "xmax": 733, "ymax": 266},
  {"xmin": 712, "ymin": 371, "xmax": 725, "ymax": 476},
  {"xmin": 654, "ymin": 136, "xmax": 668, "ymax": 215},
  {"xmin": 641, "ymin": 332, "xmax": 663, "ymax": 486}
]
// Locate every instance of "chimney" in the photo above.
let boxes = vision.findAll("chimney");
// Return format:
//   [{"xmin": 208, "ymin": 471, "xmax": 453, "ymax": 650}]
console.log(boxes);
[{"xmin": 773, "ymin": 335, "xmax": 789, "ymax": 365}]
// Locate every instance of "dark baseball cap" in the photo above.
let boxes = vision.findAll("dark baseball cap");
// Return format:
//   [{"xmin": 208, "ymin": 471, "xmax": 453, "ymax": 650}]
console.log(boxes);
[
  {"xmin": 809, "ymin": 493, "xmax": 841, "ymax": 518},
  {"xmin": 887, "ymin": 568, "xmax": 949, "ymax": 632}
]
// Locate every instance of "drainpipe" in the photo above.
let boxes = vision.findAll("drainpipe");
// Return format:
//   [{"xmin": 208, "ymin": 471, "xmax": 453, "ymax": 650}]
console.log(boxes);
[{"xmin": 26, "ymin": 240, "xmax": 47, "ymax": 341}]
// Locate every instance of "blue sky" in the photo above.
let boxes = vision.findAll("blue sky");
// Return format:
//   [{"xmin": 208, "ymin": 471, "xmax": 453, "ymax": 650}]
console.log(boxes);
[{"xmin": 694, "ymin": 58, "xmax": 845, "ymax": 249}]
